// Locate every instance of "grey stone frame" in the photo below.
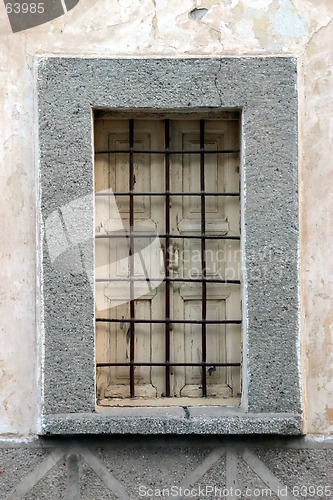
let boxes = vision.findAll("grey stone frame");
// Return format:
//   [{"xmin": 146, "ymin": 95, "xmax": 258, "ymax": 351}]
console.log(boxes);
[{"xmin": 37, "ymin": 57, "xmax": 302, "ymax": 435}]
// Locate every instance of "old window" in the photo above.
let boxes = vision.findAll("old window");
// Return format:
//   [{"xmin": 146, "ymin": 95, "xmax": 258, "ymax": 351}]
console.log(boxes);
[{"xmin": 94, "ymin": 114, "xmax": 241, "ymax": 406}]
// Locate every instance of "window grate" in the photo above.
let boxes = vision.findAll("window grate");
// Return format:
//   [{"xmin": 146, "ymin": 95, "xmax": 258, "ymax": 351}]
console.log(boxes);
[{"xmin": 95, "ymin": 117, "xmax": 242, "ymax": 400}]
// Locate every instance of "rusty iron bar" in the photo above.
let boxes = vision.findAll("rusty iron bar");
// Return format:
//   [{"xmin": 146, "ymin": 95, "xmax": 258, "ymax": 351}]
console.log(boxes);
[
  {"xmin": 95, "ymin": 148, "xmax": 240, "ymax": 155},
  {"xmin": 95, "ymin": 192, "xmax": 240, "ymax": 197},
  {"xmin": 95, "ymin": 278, "xmax": 241, "ymax": 284},
  {"xmin": 97, "ymin": 362, "xmax": 241, "ymax": 367},
  {"xmin": 129, "ymin": 119, "xmax": 135, "ymax": 398},
  {"xmin": 200, "ymin": 120, "xmax": 207, "ymax": 397},
  {"xmin": 96, "ymin": 234, "xmax": 240, "ymax": 240},
  {"xmin": 165, "ymin": 119, "xmax": 171, "ymax": 397},
  {"xmin": 96, "ymin": 318, "xmax": 242, "ymax": 325}
]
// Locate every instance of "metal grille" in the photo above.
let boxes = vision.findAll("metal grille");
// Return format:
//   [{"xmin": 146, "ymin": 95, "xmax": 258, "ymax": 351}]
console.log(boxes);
[{"xmin": 95, "ymin": 117, "xmax": 241, "ymax": 399}]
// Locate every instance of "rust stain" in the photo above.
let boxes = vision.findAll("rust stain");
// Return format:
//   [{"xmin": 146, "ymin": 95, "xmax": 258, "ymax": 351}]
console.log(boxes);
[
  {"xmin": 326, "ymin": 407, "xmax": 333, "ymax": 425},
  {"xmin": 323, "ymin": 313, "xmax": 333, "ymax": 347}
]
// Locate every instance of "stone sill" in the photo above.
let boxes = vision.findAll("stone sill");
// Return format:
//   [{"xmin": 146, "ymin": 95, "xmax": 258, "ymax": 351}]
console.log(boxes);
[{"xmin": 41, "ymin": 407, "xmax": 303, "ymax": 435}]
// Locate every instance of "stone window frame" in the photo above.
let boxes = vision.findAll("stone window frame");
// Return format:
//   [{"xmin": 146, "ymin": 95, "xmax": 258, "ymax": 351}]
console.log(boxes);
[{"xmin": 37, "ymin": 57, "xmax": 303, "ymax": 435}]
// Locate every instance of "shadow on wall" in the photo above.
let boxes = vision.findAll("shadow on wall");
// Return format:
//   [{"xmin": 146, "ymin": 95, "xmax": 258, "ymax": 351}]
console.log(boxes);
[{"xmin": 3, "ymin": 0, "xmax": 80, "ymax": 32}]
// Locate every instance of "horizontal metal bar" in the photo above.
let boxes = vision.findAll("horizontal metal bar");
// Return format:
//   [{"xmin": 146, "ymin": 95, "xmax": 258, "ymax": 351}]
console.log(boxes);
[
  {"xmin": 95, "ymin": 149, "xmax": 240, "ymax": 155},
  {"xmin": 95, "ymin": 278, "xmax": 241, "ymax": 284},
  {"xmin": 95, "ymin": 234, "xmax": 240, "ymax": 240},
  {"xmin": 96, "ymin": 362, "xmax": 241, "ymax": 367},
  {"xmin": 95, "ymin": 192, "xmax": 240, "ymax": 197},
  {"xmin": 96, "ymin": 318, "xmax": 242, "ymax": 324}
]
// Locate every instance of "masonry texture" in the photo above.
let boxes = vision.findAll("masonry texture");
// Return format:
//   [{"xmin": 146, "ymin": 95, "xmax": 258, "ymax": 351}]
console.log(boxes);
[
  {"xmin": 1, "ymin": 437, "xmax": 332, "ymax": 499},
  {"xmin": 0, "ymin": 0, "xmax": 332, "ymax": 495},
  {"xmin": 38, "ymin": 57, "xmax": 301, "ymax": 435}
]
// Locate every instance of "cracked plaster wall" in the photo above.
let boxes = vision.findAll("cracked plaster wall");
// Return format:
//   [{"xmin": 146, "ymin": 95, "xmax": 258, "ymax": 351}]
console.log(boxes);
[{"xmin": 0, "ymin": 0, "xmax": 332, "ymax": 437}]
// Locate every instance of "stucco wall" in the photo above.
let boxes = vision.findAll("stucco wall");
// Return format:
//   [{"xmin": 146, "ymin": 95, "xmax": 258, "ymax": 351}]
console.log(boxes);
[{"xmin": 0, "ymin": 0, "xmax": 332, "ymax": 438}]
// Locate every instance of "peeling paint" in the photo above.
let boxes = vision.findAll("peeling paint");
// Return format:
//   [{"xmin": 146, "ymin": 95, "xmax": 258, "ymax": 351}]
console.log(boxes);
[
  {"xmin": 188, "ymin": 8, "xmax": 208, "ymax": 22},
  {"xmin": 272, "ymin": 0, "xmax": 308, "ymax": 38}
]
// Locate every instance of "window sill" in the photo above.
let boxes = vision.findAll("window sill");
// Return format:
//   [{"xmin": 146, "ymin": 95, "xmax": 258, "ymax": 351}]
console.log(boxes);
[{"xmin": 41, "ymin": 408, "xmax": 303, "ymax": 435}]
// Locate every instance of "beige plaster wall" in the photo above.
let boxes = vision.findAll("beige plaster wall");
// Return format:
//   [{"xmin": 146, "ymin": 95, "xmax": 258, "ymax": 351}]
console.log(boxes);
[
  {"xmin": 301, "ymin": 17, "xmax": 333, "ymax": 434},
  {"xmin": 0, "ymin": 0, "xmax": 331, "ymax": 437}
]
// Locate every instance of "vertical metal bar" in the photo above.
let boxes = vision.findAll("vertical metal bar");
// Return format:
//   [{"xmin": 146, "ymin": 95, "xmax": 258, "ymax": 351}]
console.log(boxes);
[
  {"xmin": 200, "ymin": 120, "xmax": 207, "ymax": 397},
  {"xmin": 129, "ymin": 119, "xmax": 135, "ymax": 398},
  {"xmin": 165, "ymin": 119, "xmax": 171, "ymax": 397}
]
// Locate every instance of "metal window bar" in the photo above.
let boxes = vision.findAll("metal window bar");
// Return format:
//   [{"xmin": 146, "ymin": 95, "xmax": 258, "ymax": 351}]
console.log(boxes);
[
  {"xmin": 96, "ymin": 234, "xmax": 240, "ymax": 240},
  {"xmin": 165, "ymin": 119, "xmax": 171, "ymax": 396},
  {"xmin": 95, "ymin": 149, "xmax": 240, "ymax": 155},
  {"xmin": 95, "ymin": 117, "xmax": 241, "ymax": 399},
  {"xmin": 97, "ymin": 362, "xmax": 241, "ymax": 367},
  {"xmin": 96, "ymin": 278, "xmax": 241, "ymax": 284},
  {"xmin": 95, "ymin": 192, "xmax": 240, "ymax": 197},
  {"xmin": 96, "ymin": 319, "xmax": 242, "ymax": 325},
  {"xmin": 200, "ymin": 120, "xmax": 207, "ymax": 396}
]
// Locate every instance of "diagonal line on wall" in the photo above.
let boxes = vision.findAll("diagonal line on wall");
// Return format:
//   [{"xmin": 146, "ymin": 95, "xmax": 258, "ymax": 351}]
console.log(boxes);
[
  {"xmin": 241, "ymin": 449, "xmax": 297, "ymax": 500},
  {"xmin": 173, "ymin": 447, "xmax": 226, "ymax": 500},
  {"xmin": 6, "ymin": 448, "xmax": 66, "ymax": 500},
  {"xmin": 79, "ymin": 448, "xmax": 132, "ymax": 500},
  {"xmin": 65, "ymin": 453, "xmax": 80, "ymax": 500},
  {"xmin": 226, "ymin": 449, "xmax": 239, "ymax": 498}
]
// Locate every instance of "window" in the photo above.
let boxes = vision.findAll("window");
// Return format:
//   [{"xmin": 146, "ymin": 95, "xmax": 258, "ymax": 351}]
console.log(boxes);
[
  {"xmin": 38, "ymin": 57, "xmax": 302, "ymax": 435},
  {"xmin": 94, "ymin": 114, "xmax": 241, "ymax": 406}
]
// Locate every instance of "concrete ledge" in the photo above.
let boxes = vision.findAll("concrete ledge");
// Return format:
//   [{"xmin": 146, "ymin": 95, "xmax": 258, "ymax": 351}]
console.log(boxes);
[
  {"xmin": 2, "ymin": 434, "xmax": 333, "ymax": 449},
  {"xmin": 42, "ymin": 409, "xmax": 303, "ymax": 435}
]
